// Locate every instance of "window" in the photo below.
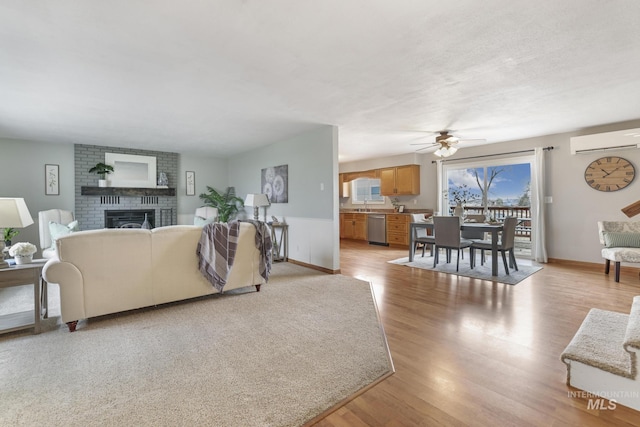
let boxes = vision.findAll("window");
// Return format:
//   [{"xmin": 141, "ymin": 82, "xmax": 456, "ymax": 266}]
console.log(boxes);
[
  {"xmin": 351, "ymin": 178, "xmax": 384, "ymax": 204},
  {"xmin": 440, "ymin": 155, "xmax": 534, "ymax": 258}
]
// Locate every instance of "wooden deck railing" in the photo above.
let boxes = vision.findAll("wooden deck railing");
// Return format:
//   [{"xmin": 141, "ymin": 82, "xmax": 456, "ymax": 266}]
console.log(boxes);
[{"xmin": 449, "ymin": 206, "xmax": 532, "ymax": 239}]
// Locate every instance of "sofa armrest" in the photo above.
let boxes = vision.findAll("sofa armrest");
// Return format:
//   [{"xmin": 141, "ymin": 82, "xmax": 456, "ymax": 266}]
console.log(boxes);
[{"xmin": 42, "ymin": 257, "xmax": 86, "ymax": 324}]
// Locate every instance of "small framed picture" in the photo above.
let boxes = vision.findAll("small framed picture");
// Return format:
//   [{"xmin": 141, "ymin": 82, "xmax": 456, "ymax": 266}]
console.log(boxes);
[
  {"xmin": 398, "ymin": 205, "xmax": 405, "ymax": 213},
  {"xmin": 45, "ymin": 164, "xmax": 59, "ymax": 195},
  {"xmin": 186, "ymin": 171, "xmax": 195, "ymax": 196}
]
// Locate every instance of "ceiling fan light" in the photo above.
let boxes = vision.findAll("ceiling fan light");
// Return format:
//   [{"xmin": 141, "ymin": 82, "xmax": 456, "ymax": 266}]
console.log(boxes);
[
  {"xmin": 433, "ymin": 147, "xmax": 445, "ymax": 157},
  {"xmin": 448, "ymin": 145, "xmax": 458, "ymax": 155}
]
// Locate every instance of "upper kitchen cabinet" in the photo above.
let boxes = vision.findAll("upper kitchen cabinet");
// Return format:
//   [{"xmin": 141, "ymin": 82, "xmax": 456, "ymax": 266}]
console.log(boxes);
[{"xmin": 380, "ymin": 164, "xmax": 420, "ymax": 195}]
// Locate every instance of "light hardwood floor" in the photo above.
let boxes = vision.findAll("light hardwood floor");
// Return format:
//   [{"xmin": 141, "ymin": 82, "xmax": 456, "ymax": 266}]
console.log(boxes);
[{"xmin": 314, "ymin": 240, "xmax": 640, "ymax": 426}]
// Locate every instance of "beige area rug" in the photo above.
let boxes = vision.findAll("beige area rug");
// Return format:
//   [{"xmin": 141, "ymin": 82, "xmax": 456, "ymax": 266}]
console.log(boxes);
[
  {"xmin": 0, "ymin": 263, "xmax": 393, "ymax": 427},
  {"xmin": 389, "ymin": 253, "xmax": 542, "ymax": 285},
  {"xmin": 561, "ymin": 308, "xmax": 634, "ymax": 380}
]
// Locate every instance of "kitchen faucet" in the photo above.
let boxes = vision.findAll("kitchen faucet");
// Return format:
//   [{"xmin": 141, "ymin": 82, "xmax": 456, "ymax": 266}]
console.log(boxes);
[{"xmin": 364, "ymin": 199, "xmax": 368, "ymax": 212}]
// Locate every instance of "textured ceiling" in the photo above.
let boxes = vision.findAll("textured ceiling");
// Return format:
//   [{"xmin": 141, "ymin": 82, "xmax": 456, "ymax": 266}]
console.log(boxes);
[{"xmin": 1, "ymin": 1, "xmax": 640, "ymax": 162}]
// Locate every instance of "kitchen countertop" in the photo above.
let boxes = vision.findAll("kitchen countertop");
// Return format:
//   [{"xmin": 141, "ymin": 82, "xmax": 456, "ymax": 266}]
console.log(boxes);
[{"xmin": 340, "ymin": 209, "xmax": 432, "ymax": 215}]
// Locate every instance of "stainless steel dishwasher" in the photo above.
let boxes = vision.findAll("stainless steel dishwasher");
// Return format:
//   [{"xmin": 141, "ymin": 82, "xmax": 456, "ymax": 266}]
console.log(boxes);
[{"xmin": 367, "ymin": 214, "xmax": 388, "ymax": 246}]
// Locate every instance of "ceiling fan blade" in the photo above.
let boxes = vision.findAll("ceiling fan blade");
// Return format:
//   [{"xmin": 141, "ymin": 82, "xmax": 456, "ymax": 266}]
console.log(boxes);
[
  {"xmin": 457, "ymin": 138, "xmax": 486, "ymax": 143},
  {"xmin": 414, "ymin": 145, "xmax": 436, "ymax": 152}
]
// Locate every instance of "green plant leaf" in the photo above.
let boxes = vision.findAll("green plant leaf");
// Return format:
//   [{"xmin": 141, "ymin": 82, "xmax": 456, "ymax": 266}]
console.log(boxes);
[{"xmin": 199, "ymin": 186, "xmax": 244, "ymax": 222}]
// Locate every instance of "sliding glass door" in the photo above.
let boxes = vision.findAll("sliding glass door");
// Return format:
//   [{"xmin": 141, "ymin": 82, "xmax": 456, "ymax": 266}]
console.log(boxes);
[{"xmin": 441, "ymin": 156, "xmax": 534, "ymax": 258}]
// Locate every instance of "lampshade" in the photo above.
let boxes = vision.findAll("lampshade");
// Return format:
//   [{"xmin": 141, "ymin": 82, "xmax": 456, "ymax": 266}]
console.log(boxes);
[
  {"xmin": 0, "ymin": 198, "xmax": 34, "ymax": 228},
  {"xmin": 244, "ymin": 193, "xmax": 270, "ymax": 207},
  {"xmin": 434, "ymin": 145, "xmax": 458, "ymax": 158},
  {"xmin": 244, "ymin": 194, "xmax": 270, "ymax": 222}
]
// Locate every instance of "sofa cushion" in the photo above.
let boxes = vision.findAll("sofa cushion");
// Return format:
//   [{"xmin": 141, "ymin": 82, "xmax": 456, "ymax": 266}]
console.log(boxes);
[
  {"xmin": 603, "ymin": 232, "xmax": 640, "ymax": 248},
  {"xmin": 602, "ymin": 247, "xmax": 640, "ymax": 262},
  {"xmin": 49, "ymin": 220, "xmax": 79, "ymax": 249}
]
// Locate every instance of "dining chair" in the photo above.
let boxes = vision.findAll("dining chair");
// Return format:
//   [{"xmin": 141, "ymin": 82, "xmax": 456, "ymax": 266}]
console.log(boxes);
[
  {"xmin": 411, "ymin": 213, "xmax": 434, "ymax": 257},
  {"xmin": 470, "ymin": 216, "xmax": 518, "ymax": 274},
  {"xmin": 460, "ymin": 214, "xmax": 486, "ymax": 259},
  {"xmin": 433, "ymin": 216, "xmax": 473, "ymax": 271}
]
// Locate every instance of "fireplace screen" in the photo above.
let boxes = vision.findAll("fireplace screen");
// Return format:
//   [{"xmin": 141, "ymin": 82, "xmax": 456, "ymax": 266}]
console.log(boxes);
[{"xmin": 105, "ymin": 209, "xmax": 155, "ymax": 229}]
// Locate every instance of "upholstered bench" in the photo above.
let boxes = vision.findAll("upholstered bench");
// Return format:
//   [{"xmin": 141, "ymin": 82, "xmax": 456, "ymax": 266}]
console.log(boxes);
[
  {"xmin": 597, "ymin": 221, "xmax": 640, "ymax": 282},
  {"xmin": 561, "ymin": 296, "xmax": 640, "ymax": 411}
]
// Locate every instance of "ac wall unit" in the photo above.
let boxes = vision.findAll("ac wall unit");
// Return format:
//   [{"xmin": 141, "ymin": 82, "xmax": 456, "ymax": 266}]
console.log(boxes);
[{"xmin": 570, "ymin": 128, "xmax": 640, "ymax": 155}]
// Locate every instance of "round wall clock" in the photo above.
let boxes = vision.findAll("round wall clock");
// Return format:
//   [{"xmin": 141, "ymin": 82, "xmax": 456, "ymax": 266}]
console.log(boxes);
[{"xmin": 584, "ymin": 156, "xmax": 635, "ymax": 192}]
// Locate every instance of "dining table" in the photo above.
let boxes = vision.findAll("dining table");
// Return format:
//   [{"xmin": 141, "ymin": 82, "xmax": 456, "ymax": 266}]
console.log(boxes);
[{"xmin": 409, "ymin": 220, "xmax": 505, "ymax": 276}]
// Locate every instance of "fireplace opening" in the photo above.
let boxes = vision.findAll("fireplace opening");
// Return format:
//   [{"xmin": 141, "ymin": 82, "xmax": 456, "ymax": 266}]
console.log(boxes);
[{"xmin": 105, "ymin": 209, "xmax": 155, "ymax": 229}]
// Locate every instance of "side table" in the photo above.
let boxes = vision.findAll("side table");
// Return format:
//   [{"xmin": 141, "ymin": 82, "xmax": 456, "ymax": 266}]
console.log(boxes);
[
  {"xmin": 269, "ymin": 223, "xmax": 288, "ymax": 262},
  {"xmin": 0, "ymin": 259, "xmax": 48, "ymax": 334}
]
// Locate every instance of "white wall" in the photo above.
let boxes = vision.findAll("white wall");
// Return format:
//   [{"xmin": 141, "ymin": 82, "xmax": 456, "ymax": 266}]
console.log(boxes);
[
  {"xmin": 340, "ymin": 119, "xmax": 640, "ymax": 264},
  {"xmin": 5, "ymin": 116, "xmax": 640, "ymax": 267},
  {"xmin": 453, "ymin": 121, "xmax": 640, "ymax": 263},
  {"xmin": 0, "ymin": 138, "xmax": 231, "ymax": 252},
  {"xmin": 177, "ymin": 154, "xmax": 228, "ymax": 224},
  {"xmin": 228, "ymin": 125, "xmax": 340, "ymax": 271},
  {"xmin": 0, "ymin": 139, "xmax": 75, "ymax": 250}
]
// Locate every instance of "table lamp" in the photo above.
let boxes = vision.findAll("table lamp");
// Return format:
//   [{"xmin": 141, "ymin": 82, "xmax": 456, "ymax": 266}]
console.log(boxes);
[
  {"xmin": 0, "ymin": 198, "xmax": 34, "ymax": 269},
  {"xmin": 244, "ymin": 193, "xmax": 270, "ymax": 221}
]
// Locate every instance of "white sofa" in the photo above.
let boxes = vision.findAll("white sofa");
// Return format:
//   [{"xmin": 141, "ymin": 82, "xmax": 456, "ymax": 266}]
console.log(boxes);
[
  {"xmin": 597, "ymin": 221, "xmax": 640, "ymax": 282},
  {"xmin": 43, "ymin": 224, "xmax": 266, "ymax": 332}
]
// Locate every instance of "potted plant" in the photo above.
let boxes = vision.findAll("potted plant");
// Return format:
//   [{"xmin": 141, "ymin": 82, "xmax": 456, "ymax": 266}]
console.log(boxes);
[
  {"xmin": 199, "ymin": 186, "xmax": 244, "ymax": 223},
  {"xmin": 9, "ymin": 242, "xmax": 37, "ymax": 264},
  {"xmin": 2, "ymin": 227, "xmax": 19, "ymax": 246},
  {"xmin": 450, "ymin": 185, "xmax": 478, "ymax": 217},
  {"xmin": 89, "ymin": 162, "xmax": 114, "ymax": 187},
  {"xmin": 391, "ymin": 197, "xmax": 401, "ymax": 212}
]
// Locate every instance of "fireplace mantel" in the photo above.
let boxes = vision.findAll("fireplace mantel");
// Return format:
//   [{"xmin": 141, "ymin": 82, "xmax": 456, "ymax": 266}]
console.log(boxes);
[{"xmin": 81, "ymin": 186, "xmax": 176, "ymax": 197}]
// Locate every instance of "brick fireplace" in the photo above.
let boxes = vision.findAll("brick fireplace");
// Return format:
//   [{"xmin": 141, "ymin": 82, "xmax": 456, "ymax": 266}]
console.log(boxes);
[{"xmin": 75, "ymin": 144, "xmax": 178, "ymax": 230}]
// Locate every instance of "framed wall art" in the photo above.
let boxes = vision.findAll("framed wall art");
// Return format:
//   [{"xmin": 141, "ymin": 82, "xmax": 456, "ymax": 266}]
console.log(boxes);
[
  {"xmin": 45, "ymin": 164, "xmax": 59, "ymax": 195},
  {"xmin": 186, "ymin": 171, "xmax": 196, "ymax": 196},
  {"xmin": 261, "ymin": 164, "xmax": 288, "ymax": 203}
]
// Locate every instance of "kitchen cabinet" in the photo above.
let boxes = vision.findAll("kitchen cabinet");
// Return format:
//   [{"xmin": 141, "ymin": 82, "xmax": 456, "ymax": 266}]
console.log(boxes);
[
  {"xmin": 380, "ymin": 165, "xmax": 420, "ymax": 196},
  {"xmin": 386, "ymin": 214, "xmax": 410, "ymax": 246},
  {"xmin": 341, "ymin": 170, "xmax": 379, "ymax": 183},
  {"xmin": 340, "ymin": 213, "xmax": 368, "ymax": 241},
  {"xmin": 339, "ymin": 174, "xmax": 350, "ymax": 198}
]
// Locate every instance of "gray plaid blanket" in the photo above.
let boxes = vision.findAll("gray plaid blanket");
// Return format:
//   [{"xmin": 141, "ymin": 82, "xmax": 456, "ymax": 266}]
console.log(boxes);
[
  {"xmin": 197, "ymin": 221, "xmax": 240, "ymax": 292},
  {"xmin": 240, "ymin": 219, "xmax": 272, "ymax": 283}
]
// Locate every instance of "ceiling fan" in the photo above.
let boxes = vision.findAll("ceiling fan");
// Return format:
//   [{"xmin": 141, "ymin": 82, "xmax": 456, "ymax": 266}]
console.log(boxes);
[{"xmin": 410, "ymin": 131, "xmax": 485, "ymax": 157}]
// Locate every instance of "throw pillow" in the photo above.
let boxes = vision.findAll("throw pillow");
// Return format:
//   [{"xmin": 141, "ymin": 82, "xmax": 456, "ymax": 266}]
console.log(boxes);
[
  {"xmin": 49, "ymin": 220, "xmax": 79, "ymax": 250},
  {"xmin": 194, "ymin": 216, "xmax": 216, "ymax": 227},
  {"xmin": 603, "ymin": 232, "xmax": 640, "ymax": 248}
]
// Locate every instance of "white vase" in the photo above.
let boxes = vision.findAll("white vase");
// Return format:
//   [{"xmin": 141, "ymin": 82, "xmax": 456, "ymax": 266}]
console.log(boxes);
[
  {"xmin": 98, "ymin": 179, "xmax": 108, "ymax": 187},
  {"xmin": 453, "ymin": 203, "xmax": 464, "ymax": 218},
  {"xmin": 15, "ymin": 254, "xmax": 33, "ymax": 265}
]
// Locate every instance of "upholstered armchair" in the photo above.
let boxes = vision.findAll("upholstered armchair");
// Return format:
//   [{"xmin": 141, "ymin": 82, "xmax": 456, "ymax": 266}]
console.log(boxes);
[
  {"xmin": 194, "ymin": 206, "xmax": 218, "ymax": 225},
  {"xmin": 38, "ymin": 209, "xmax": 75, "ymax": 259},
  {"xmin": 597, "ymin": 221, "xmax": 640, "ymax": 282}
]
